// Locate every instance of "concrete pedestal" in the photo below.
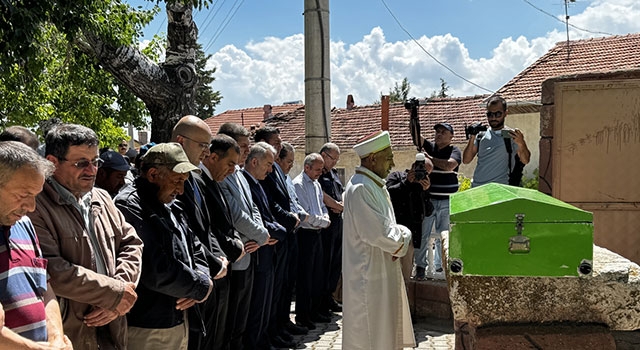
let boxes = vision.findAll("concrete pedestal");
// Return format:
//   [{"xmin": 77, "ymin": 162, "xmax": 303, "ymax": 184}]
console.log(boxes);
[{"xmin": 443, "ymin": 231, "xmax": 640, "ymax": 349}]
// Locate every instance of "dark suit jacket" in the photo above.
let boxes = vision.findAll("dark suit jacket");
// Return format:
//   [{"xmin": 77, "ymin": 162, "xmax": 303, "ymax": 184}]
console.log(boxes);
[
  {"xmin": 199, "ymin": 172, "xmax": 244, "ymax": 263},
  {"xmin": 260, "ymin": 164, "xmax": 298, "ymax": 233},
  {"xmin": 243, "ymin": 170, "xmax": 287, "ymax": 242},
  {"xmin": 177, "ymin": 173, "xmax": 225, "ymax": 274}
]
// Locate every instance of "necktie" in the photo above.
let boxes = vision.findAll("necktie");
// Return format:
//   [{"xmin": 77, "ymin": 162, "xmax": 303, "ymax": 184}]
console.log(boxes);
[{"xmin": 191, "ymin": 177, "xmax": 203, "ymax": 207}]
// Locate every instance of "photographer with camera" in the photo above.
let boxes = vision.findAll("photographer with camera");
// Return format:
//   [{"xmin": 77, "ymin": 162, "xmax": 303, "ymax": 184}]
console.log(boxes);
[
  {"xmin": 386, "ymin": 153, "xmax": 434, "ymax": 281},
  {"xmin": 410, "ymin": 122, "xmax": 461, "ymax": 279},
  {"xmin": 463, "ymin": 95, "xmax": 531, "ymax": 187}
]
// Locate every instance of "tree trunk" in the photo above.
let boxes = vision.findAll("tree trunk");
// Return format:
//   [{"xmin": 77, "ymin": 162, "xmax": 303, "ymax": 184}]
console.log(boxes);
[{"xmin": 80, "ymin": 2, "xmax": 199, "ymax": 143}]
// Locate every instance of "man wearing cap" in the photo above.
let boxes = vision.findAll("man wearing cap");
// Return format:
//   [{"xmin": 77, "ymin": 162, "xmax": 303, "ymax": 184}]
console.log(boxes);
[
  {"xmin": 171, "ymin": 115, "xmax": 228, "ymax": 350},
  {"xmin": 115, "ymin": 143, "xmax": 213, "ymax": 350},
  {"xmin": 96, "ymin": 150, "xmax": 131, "ymax": 197},
  {"xmin": 28, "ymin": 123, "xmax": 143, "ymax": 350},
  {"xmin": 342, "ymin": 131, "xmax": 415, "ymax": 350},
  {"xmin": 411, "ymin": 121, "xmax": 462, "ymax": 279}
]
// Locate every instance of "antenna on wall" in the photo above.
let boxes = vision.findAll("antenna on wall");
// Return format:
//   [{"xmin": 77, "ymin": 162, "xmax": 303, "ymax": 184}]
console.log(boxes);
[{"xmin": 564, "ymin": 0, "xmax": 576, "ymax": 61}]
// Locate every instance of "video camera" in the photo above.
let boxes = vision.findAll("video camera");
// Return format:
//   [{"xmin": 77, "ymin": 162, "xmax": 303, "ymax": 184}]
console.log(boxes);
[
  {"xmin": 464, "ymin": 122, "xmax": 487, "ymax": 140},
  {"xmin": 404, "ymin": 97, "xmax": 420, "ymax": 112}
]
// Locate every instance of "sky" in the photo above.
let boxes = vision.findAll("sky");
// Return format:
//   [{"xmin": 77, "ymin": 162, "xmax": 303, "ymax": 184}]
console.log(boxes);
[{"xmin": 132, "ymin": 0, "xmax": 640, "ymax": 113}]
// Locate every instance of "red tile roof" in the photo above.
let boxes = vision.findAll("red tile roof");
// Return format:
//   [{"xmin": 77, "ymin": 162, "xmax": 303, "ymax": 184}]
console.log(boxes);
[
  {"xmin": 261, "ymin": 95, "xmax": 489, "ymax": 151},
  {"xmin": 205, "ymin": 104, "xmax": 304, "ymax": 135},
  {"xmin": 206, "ymin": 33, "xmax": 640, "ymax": 149},
  {"xmin": 498, "ymin": 33, "xmax": 640, "ymax": 111}
]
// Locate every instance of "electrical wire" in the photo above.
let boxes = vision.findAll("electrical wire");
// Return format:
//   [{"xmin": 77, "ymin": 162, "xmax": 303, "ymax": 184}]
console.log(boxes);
[
  {"xmin": 522, "ymin": 0, "xmax": 613, "ymax": 36},
  {"xmin": 204, "ymin": 0, "xmax": 245, "ymax": 52},
  {"xmin": 380, "ymin": 0, "xmax": 494, "ymax": 94},
  {"xmin": 199, "ymin": 0, "xmax": 227, "ymax": 38}
]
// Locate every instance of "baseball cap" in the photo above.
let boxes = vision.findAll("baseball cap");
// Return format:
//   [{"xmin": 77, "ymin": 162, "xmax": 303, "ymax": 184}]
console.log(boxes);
[
  {"xmin": 141, "ymin": 142, "xmax": 201, "ymax": 174},
  {"xmin": 100, "ymin": 151, "xmax": 131, "ymax": 172},
  {"xmin": 434, "ymin": 122, "xmax": 454, "ymax": 135}
]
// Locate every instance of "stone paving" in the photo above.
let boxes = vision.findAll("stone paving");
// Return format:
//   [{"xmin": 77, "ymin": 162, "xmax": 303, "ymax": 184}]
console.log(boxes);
[{"xmin": 289, "ymin": 312, "xmax": 455, "ymax": 350}]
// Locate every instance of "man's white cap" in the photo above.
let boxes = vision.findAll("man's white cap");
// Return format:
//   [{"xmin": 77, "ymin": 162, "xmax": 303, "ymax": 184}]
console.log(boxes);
[{"xmin": 353, "ymin": 130, "xmax": 391, "ymax": 158}]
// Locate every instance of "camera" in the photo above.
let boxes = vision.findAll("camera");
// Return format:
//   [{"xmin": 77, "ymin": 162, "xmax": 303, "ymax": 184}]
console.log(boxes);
[
  {"xmin": 414, "ymin": 153, "xmax": 428, "ymax": 180},
  {"xmin": 404, "ymin": 97, "xmax": 420, "ymax": 111},
  {"xmin": 464, "ymin": 122, "xmax": 487, "ymax": 140}
]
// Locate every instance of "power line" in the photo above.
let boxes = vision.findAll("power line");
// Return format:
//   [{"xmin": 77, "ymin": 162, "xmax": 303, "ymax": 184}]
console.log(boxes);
[
  {"xmin": 380, "ymin": 0, "xmax": 494, "ymax": 94},
  {"xmin": 204, "ymin": 0, "xmax": 245, "ymax": 52},
  {"xmin": 521, "ymin": 0, "xmax": 613, "ymax": 36},
  {"xmin": 199, "ymin": 0, "xmax": 227, "ymax": 38}
]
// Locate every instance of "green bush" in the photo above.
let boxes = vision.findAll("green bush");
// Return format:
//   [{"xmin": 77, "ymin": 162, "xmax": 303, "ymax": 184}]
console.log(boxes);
[{"xmin": 457, "ymin": 168, "xmax": 539, "ymax": 191}]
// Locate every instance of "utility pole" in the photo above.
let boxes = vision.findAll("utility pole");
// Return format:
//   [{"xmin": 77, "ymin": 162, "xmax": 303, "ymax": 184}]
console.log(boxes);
[{"xmin": 304, "ymin": 0, "xmax": 331, "ymax": 154}]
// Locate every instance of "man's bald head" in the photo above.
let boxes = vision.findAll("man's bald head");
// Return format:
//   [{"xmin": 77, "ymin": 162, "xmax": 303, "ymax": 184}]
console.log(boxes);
[{"xmin": 171, "ymin": 115, "xmax": 212, "ymax": 165}]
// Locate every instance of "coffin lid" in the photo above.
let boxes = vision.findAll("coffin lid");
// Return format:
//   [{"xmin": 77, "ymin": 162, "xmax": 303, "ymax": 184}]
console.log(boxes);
[{"xmin": 450, "ymin": 183, "xmax": 593, "ymax": 223}]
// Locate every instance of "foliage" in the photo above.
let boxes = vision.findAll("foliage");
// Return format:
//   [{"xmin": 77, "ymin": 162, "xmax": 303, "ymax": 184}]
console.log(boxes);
[
  {"xmin": 521, "ymin": 168, "xmax": 540, "ymax": 190},
  {"xmin": 457, "ymin": 173, "xmax": 472, "ymax": 192},
  {"xmin": 430, "ymin": 78, "xmax": 451, "ymax": 98},
  {"xmin": 195, "ymin": 44, "xmax": 222, "ymax": 120},
  {"xmin": 375, "ymin": 77, "xmax": 411, "ymax": 104},
  {"xmin": 457, "ymin": 168, "xmax": 540, "ymax": 191},
  {"xmin": 0, "ymin": 24, "xmax": 147, "ymax": 146},
  {"xmin": 1, "ymin": 0, "xmax": 222, "ymax": 145}
]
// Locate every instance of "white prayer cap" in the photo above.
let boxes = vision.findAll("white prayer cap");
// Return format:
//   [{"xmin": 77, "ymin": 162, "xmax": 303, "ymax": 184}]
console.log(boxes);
[{"xmin": 353, "ymin": 130, "xmax": 391, "ymax": 158}]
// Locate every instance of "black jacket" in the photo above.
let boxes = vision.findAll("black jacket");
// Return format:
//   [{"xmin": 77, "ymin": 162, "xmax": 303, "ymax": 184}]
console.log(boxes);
[
  {"xmin": 199, "ymin": 172, "xmax": 244, "ymax": 263},
  {"xmin": 260, "ymin": 164, "xmax": 299, "ymax": 234},
  {"xmin": 386, "ymin": 171, "xmax": 433, "ymax": 249},
  {"xmin": 115, "ymin": 178, "xmax": 211, "ymax": 329},
  {"xmin": 177, "ymin": 173, "xmax": 226, "ymax": 276}
]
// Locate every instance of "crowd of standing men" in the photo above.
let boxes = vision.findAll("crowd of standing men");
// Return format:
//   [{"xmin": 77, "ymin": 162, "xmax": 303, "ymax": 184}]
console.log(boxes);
[
  {"xmin": 0, "ymin": 118, "xmax": 344, "ymax": 350},
  {"xmin": 0, "ymin": 94, "xmax": 530, "ymax": 350}
]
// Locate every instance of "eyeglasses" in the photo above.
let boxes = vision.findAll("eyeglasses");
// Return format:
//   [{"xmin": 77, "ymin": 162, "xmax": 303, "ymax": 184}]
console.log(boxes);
[
  {"xmin": 180, "ymin": 134, "xmax": 210, "ymax": 150},
  {"xmin": 118, "ymin": 144, "xmax": 128, "ymax": 148},
  {"xmin": 60, "ymin": 157, "xmax": 103, "ymax": 169},
  {"xmin": 323, "ymin": 151, "xmax": 339, "ymax": 162},
  {"xmin": 486, "ymin": 111, "xmax": 504, "ymax": 119}
]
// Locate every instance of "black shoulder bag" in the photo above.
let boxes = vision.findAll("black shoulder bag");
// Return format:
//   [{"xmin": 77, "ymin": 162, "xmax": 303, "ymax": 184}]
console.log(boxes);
[{"xmin": 504, "ymin": 138, "xmax": 525, "ymax": 186}]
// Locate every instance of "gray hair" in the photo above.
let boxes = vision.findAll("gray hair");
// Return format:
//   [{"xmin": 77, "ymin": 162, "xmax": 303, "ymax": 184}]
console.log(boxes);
[
  {"xmin": 247, "ymin": 142, "xmax": 276, "ymax": 162},
  {"xmin": 319, "ymin": 142, "xmax": 340, "ymax": 155},
  {"xmin": 45, "ymin": 123, "xmax": 99, "ymax": 159},
  {"xmin": 304, "ymin": 152, "xmax": 324, "ymax": 167},
  {"xmin": 0, "ymin": 141, "xmax": 55, "ymax": 187},
  {"xmin": 279, "ymin": 142, "xmax": 295, "ymax": 160}
]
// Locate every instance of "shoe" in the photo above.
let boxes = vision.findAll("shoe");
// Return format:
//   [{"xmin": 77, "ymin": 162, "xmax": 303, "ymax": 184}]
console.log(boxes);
[
  {"xmin": 271, "ymin": 334, "xmax": 296, "ymax": 348},
  {"xmin": 328, "ymin": 299, "xmax": 343, "ymax": 312},
  {"xmin": 296, "ymin": 318, "xmax": 316, "ymax": 330},
  {"xmin": 317, "ymin": 308, "xmax": 333, "ymax": 319},
  {"xmin": 285, "ymin": 321, "xmax": 309, "ymax": 335},
  {"xmin": 414, "ymin": 266, "xmax": 426, "ymax": 280},
  {"xmin": 310, "ymin": 313, "xmax": 331, "ymax": 323},
  {"xmin": 278, "ymin": 329, "xmax": 293, "ymax": 341}
]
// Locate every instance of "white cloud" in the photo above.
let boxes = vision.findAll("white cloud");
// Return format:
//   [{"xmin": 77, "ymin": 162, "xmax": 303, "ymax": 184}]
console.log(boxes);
[{"xmin": 208, "ymin": 0, "xmax": 640, "ymax": 113}]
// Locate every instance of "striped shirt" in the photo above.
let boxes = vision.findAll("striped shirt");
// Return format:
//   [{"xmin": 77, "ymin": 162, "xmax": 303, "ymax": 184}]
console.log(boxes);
[
  {"xmin": 422, "ymin": 140, "xmax": 462, "ymax": 199},
  {"xmin": 0, "ymin": 216, "xmax": 48, "ymax": 342}
]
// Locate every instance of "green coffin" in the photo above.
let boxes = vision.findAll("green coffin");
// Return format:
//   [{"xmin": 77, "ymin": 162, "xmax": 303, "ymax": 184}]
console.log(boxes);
[{"xmin": 448, "ymin": 183, "xmax": 593, "ymax": 277}]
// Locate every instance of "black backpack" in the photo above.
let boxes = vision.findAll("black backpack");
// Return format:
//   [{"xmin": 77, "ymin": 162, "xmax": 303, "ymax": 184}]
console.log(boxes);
[{"xmin": 504, "ymin": 138, "xmax": 525, "ymax": 186}]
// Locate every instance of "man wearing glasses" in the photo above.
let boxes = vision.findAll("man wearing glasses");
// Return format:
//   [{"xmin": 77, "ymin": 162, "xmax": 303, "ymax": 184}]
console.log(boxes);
[
  {"xmin": 28, "ymin": 123, "xmax": 143, "ymax": 350},
  {"xmin": 463, "ymin": 95, "xmax": 531, "ymax": 187}
]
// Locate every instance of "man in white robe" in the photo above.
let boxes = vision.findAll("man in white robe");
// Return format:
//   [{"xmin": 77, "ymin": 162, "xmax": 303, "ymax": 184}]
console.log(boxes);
[{"xmin": 342, "ymin": 130, "xmax": 415, "ymax": 350}]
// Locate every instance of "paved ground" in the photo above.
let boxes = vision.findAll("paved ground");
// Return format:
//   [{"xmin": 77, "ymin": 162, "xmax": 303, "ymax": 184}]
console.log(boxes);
[{"xmin": 289, "ymin": 312, "xmax": 455, "ymax": 349}]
